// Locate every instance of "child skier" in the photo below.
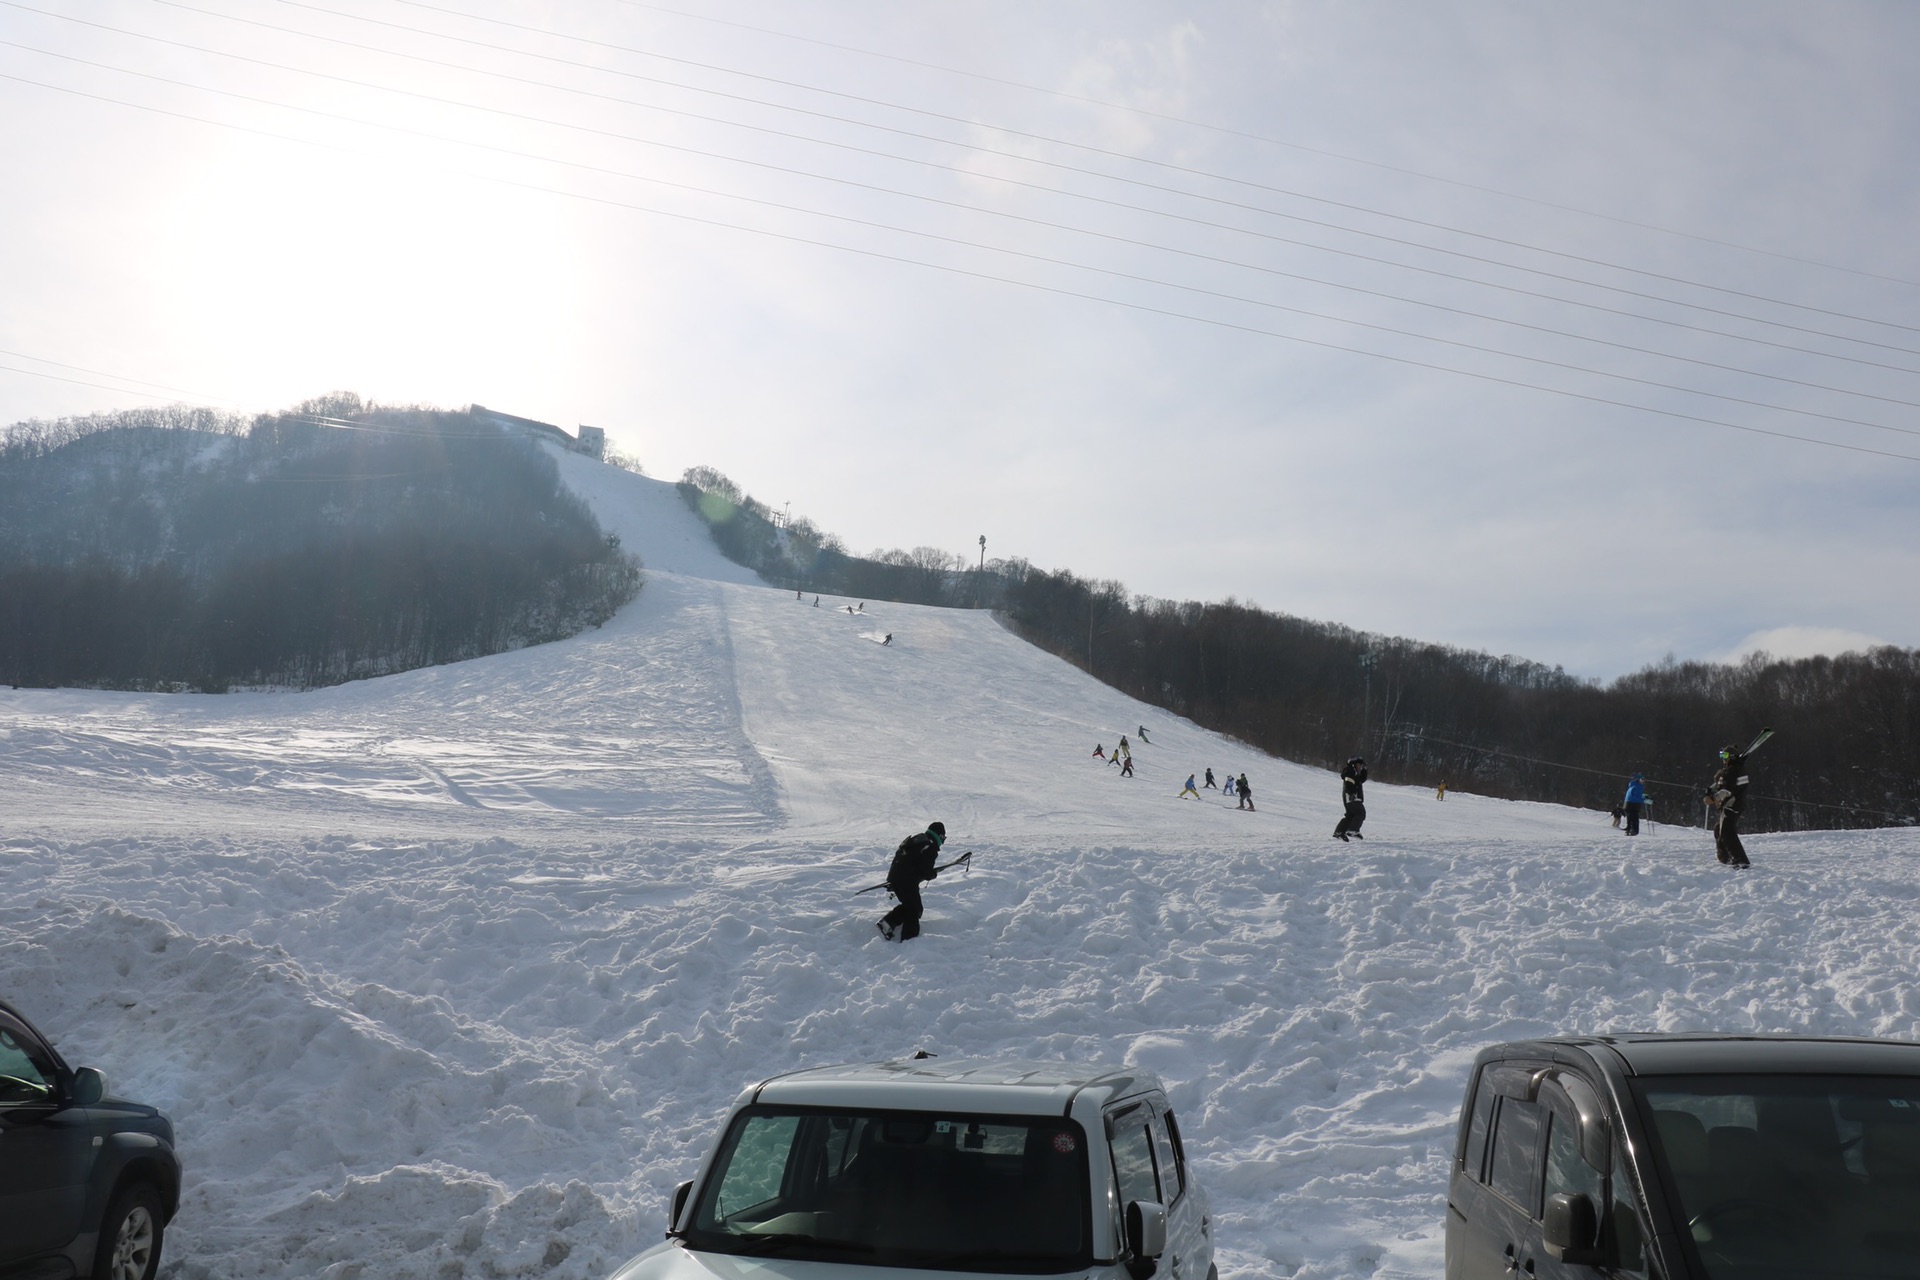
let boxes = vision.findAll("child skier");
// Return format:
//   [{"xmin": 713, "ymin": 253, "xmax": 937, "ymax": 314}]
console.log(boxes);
[{"xmin": 1179, "ymin": 775, "xmax": 1200, "ymax": 798}]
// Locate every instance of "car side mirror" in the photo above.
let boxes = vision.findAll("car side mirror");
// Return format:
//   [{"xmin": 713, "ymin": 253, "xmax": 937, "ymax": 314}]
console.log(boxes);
[
  {"xmin": 666, "ymin": 1181, "xmax": 693, "ymax": 1237},
  {"xmin": 1124, "ymin": 1200, "xmax": 1167, "ymax": 1278},
  {"xmin": 1543, "ymin": 1192, "xmax": 1607, "ymax": 1265},
  {"xmin": 70, "ymin": 1067, "xmax": 107, "ymax": 1106}
]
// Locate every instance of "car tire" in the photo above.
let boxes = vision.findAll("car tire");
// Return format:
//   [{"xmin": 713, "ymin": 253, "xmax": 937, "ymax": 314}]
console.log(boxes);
[{"xmin": 92, "ymin": 1184, "xmax": 165, "ymax": 1280}]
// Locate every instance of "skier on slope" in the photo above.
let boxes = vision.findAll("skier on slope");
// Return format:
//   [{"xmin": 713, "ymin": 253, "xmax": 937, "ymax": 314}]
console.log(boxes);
[
  {"xmin": 1622, "ymin": 773, "xmax": 1647, "ymax": 836},
  {"xmin": 1093, "ymin": 744, "xmax": 1107, "ymax": 760},
  {"xmin": 1223, "ymin": 774, "xmax": 1235, "ymax": 799},
  {"xmin": 1179, "ymin": 774, "xmax": 1200, "ymax": 799},
  {"xmin": 1236, "ymin": 773, "xmax": 1254, "ymax": 811},
  {"xmin": 1333, "ymin": 756, "xmax": 1367, "ymax": 840},
  {"xmin": 877, "ymin": 821, "xmax": 949, "ymax": 941},
  {"xmin": 1707, "ymin": 745, "xmax": 1753, "ymax": 868},
  {"xmin": 1137, "ymin": 726, "xmax": 1151, "ymax": 744},
  {"xmin": 1120, "ymin": 755, "xmax": 1135, "ymax": 777},
  {"xmin": 1204, "ymin": 767, "xmax": 1217, "ymax": 789}
]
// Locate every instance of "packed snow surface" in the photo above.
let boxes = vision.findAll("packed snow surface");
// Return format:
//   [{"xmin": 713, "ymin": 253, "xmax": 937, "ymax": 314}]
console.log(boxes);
[{"xmin": 5, "ymin": 453, "xmax": 1918, "ymax": 1279}]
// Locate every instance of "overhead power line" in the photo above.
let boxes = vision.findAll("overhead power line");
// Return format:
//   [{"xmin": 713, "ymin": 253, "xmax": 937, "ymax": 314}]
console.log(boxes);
[
  {"xmin": 7, "ymin": 68, "xmax": 1920, "ymax": 464},
  {"xmin": 1401, "ymin": 729, "xmax": 1916, "ymax": 824},
  {"xmin": 30, "ymin": 1, "xmax": 1920, "ymax": 379},
  {"xmin": 10, "ymin": 14, "xmax": 1920, "ymax": 401},
  {"xmin": 318, "ymin": 0, "xmax": 1920, "ymax": 338},
  {"xmin": 118, "ymin": 0, "xmax": 1920, "ymax": 361},
  {"xmin": 11, "ymin": 41, "xmax": 1919, "ymax": 448},
  {"xmin": 607, "ymin": 0, "xmax": 1920, "ymax": 293}
]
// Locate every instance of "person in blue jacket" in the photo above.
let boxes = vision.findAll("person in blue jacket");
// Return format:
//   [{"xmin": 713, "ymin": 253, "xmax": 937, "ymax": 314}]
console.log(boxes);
[{"xmin": 1622, "ymin": 773, "xmax": 1647, "ymax": 836}]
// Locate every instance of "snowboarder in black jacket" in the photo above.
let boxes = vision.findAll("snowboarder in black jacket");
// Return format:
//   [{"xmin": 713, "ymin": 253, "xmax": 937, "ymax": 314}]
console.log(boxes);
[
  {"xmin": 878, "ymin": 821, "xmax": 947, "ymax": 941},
  {"xmin": 1334, "ymin": 756, "xmax": 1368, "ymax": 841},
  {"xmin": 1708, "ymin": 745, "xmax": 1752, "ymax": 867}
]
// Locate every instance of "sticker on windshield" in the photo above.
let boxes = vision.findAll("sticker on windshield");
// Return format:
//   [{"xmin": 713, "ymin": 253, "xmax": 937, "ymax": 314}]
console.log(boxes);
[{"xmin": 1053, "ymin": 1132, "xmax": 1077, "ymax": 1154}]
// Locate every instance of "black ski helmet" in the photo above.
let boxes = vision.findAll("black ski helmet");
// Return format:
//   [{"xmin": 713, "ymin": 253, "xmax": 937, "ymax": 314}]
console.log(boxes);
[{"xmin": 927, "ymin": 821, "xmax": 946, "ymax": 839}]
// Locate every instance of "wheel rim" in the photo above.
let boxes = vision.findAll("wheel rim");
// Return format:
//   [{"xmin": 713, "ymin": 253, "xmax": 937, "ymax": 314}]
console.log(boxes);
[{"xmin": 112, "ymin": 1205, "xmax": 155, "ymax": 1280}]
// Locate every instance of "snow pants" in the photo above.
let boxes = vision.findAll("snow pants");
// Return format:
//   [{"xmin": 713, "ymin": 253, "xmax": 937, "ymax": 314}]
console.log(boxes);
[
  {"xmin": 882, "ymin": 881, "xmax": 926, "ymax": 940},
  {"xmin": 1335, "ymin": 801, "xmax": 1366, "ymax": 837},
  {"xmin": 1624, "ymin": 802, "xmax": 1643, "ymax": 836},
  {"xmin": 1715, "ymin": 810, "xmax": 1750, "ymax": 866}
]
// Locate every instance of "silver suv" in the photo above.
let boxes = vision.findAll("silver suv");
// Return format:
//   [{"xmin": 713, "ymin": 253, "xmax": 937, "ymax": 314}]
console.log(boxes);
[{"xmin": 612, "ymin": 1057, "xmax": 1214, "ymax": 1280}]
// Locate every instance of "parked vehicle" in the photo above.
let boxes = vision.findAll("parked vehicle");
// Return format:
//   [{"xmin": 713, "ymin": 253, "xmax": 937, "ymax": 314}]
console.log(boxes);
[
  {"xmin": 609, "ymin": 1056, "xmax": 1213, "ymax": 1280},
  {"xmin": 0, "ymin": 999, "xmax": 180, "ymax": 1280},
  {"xmin": 1445, "ymin": 1033, "xmax": 1920, "ymax": 1280}
]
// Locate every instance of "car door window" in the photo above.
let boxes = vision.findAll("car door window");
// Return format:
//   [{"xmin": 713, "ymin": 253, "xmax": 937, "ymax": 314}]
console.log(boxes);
[
  {"xmin": 1110, "ymin": 1110, "xmax": 1161, "ymax": 1206},
  {"xmin": 1148, "ymin": 1111, "xmax": 1183, "ymax": 1204},
  {"xmin": 0, "ymin": 1020, "xmax": 55, "ymax": 1104},
  {"xmin": 1489, "ymin": 1098, "xmax": 1545, "ymax": 1211},
  {"xmin": 1462, "ymin": 1073, "xmax": 1497, "ymax": 1181},
  {"xmin": 1542, "ymin": 1111, "xmax": 1605, "ymax": 1209}
]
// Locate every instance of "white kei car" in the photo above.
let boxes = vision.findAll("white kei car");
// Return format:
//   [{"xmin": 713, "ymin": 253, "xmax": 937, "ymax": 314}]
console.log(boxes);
[{"xmin": 609, "ymin": 1056, "xmax": 1216, "ymax": 1280}]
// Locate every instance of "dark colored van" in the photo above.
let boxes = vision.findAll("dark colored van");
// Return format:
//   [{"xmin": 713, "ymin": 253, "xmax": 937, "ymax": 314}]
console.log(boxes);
[{"xmin": 1446, "ymin": 1034, "xmax": 1920, "ymax": 1280}]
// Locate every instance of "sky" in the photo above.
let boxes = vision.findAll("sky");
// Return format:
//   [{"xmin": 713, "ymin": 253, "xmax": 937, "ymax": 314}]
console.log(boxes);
[{"xmin": 3, "ymin": 0, "xmax": 1918, "ymax": 678}]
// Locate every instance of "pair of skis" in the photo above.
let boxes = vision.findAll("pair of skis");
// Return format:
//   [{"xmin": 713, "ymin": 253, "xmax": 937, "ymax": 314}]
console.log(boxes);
[
  {"xmin": 852, "ymin": 850, "xmax": 973, "ymax": 897},
  {"xmin": 1742, "ymin": 726, "xmax": 1774, "ymax": 756}
]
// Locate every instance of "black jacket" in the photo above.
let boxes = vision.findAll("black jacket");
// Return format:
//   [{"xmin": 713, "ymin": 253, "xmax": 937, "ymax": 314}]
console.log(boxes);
[
  {"xmin": 1712, "ymin": 752, "xmax": 1750, "ymax": 815},
  {"xmin": 1341, "ymin": 762, "xmax": 1368, "ymax": 805},
  {"xmin": 887, "ymin": 833, "xmax": 941, "ymax": 888}
]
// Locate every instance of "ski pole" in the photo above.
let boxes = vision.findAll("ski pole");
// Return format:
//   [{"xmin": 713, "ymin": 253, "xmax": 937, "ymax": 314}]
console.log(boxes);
[{"xmin": 852, "ymin": 851, "xmax": 972, "ymax": 896}]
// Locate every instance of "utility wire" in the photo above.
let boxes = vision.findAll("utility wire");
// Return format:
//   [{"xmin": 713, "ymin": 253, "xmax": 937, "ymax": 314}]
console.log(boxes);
[
  {"xmin": 22, "ymin": 1, "xmax": 1912, "ymax": 379},
  {"xmin": 3, "ymin": 66, "xmax": 1920, "ymax": 466},
  {"xmin": 0, "ymin": 360, "xmax": 202, "ymax": 402},
  {"xmin": 316, "ymin": 0, "xmax": 1920, "ymax": 338},
  {"xmin": 125, "ymin": 0, "xmax": 1920, "ymax": 361},
  {"xmin": 1399, "ymin": 728, "xmax": 1915, "ymax": 824},
  {"xmin": 10, "ymin": 51, "xmax": 1920, "ymax": 448},
  {"xmin": 8, "ymin": 68, "xmax": 1920, "ymax": 464},
  {"xmin": 607, "ymin": 0, "xmax": 1920, "ymax": 293},
  {"xmin": 11, "ymin": 18, "xmax": 1920, "ymax": 408},
  {"xmin": 0, "ymin": 347, "xmax": 237, "ymax": 404}
]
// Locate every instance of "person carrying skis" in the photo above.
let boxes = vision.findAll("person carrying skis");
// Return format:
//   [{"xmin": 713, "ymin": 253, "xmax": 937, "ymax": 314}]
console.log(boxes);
[
  {"xmin": 1333, "ymin": 756, "xmax": 1367, "ymax": 840},
  {"xmin": 1179, "ymin": 774, "xmax": 1200, "ymax": 799},
  {"xmin": 1708, "ymin": 745, "xmax": 1753, "ymax": 867},
  {"xmin": 1622, "ymin": 773, "xmax": 1647, "ymax": 836},
  {"xmin": 877, "ymin": 821, "xmax": 948, "ymax": 941},
  {"xmin": 1204, "ymin": 767, "xmax": 1217, "ymax": 789},
  {"xmin": 1236, "ymin": 773, "xmax": 1254, "ymax": 811}
]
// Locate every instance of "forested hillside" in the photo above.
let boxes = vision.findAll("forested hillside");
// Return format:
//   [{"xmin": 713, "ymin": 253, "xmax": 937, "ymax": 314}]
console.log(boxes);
[
  {"xmin": 677, "ymin": 467, "xmax": 1920, "ymax": 831},
  {"xmin": 1, "ymin": 396, "xmax": 639, "ymax": 690}
]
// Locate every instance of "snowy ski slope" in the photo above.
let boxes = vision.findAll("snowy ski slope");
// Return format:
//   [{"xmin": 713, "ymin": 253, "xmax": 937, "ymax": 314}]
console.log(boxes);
[{"xmin": 4, "ymin": 452, "xmax": 1918, "ymax": 1280}]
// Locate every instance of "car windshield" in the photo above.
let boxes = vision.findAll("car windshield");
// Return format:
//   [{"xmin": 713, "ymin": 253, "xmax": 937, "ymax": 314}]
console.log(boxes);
[
  {"xmin": 685, "ymin": 1106, "xmax": 1092, "ymax": 1273},
  {"xmin": 1634, "ymin": 1074, "xmax": 1920, "ymax": 1280}
]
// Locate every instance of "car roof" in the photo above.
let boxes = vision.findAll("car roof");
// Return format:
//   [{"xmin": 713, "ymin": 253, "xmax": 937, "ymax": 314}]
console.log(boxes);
[
  {"xmin": 748, "ymin": 1057, "xmax": 1160, "ymax": 1115},
  {"xmin": 1510, "ymin": 1033, "xmax": 1920, "ymax": 1077}
]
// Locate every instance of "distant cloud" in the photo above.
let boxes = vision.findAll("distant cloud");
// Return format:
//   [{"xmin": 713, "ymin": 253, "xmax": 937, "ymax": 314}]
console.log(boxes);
[{"xmin": 1718, "ymin": 626, "xmax": 1890, "ymax": 664}]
